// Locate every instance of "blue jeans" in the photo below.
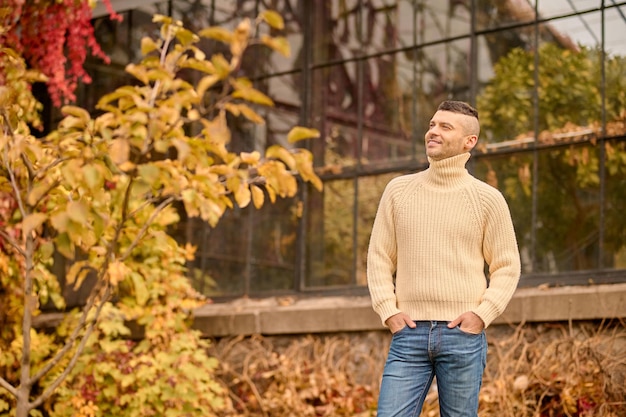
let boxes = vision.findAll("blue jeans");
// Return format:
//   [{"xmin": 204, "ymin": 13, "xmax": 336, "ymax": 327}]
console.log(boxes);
[{"xmin": 376, "ymin": 321, "xmax": 487, "ymax": 417}]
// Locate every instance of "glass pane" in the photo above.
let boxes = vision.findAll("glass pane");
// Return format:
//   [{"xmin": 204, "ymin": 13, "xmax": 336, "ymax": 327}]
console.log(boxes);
[
  {"xmin": 536, "ymin": 23, "xmax": 602, "ymax": 134},
  {"xmin": 250, "ymin": 197, "xmax": 300, "ymax": 292},
  {"xmin": 361, "ymin": 54, "xmax": 416, "ymax": 167},
  {"xmin": 306, "ymin": 179, "xmax": 355, "ymax": 287},
  {"xmin": 535, "ymin": 145, "xmax": 600, "ymax": 273},
  {"xmin": 606, "ymin": 4, "xmax": 626, "ymax": 56},
  {"xmin": 537, "ymin": 0, "xmax": 598, "ymax": 19},
  {"xmin": 175, "ymin": 0, "xmax": 257, "ymax": 25},
  {"xmin": 475, "ymin": 30, "xmax": 535, "ymax": 148},
  {"xmin": 356, "ymin": 173, "xmax": 399, "ymax": 285},
  {"xmin": 184, "ymin": 209, "xmax": 248, "ymax": 297},
  {"xmin": 420, "ymin": 1, "xmax": 471, "ymax": 42},
  {"xmin": 266, "ymin": 73, "xmax": 302, "ymax": 130},
  {"xmin": 604, "ymin": 139, "xmax": 626, "ymax": 269},
  {"xmin": 312, "ymin": 0, "xmax": 360, "ymax": 64},
  {"xmin": 475, "ymin": 0, "xmax": 536, "ymax": 30},
  {"xmin": 472, "ymin": 154, "xmax": 534, "ymax": 275},
  {"xmin": 605, "ymin": 6, "xmax": 626, "ymax": 135},
  {"xmin": 542, "ymin": 9, "xmax": 602, "ymax": 51},
  {"xmin": 310, "ymin": 63, "xmax": 360, "ymax": 168},
  {"xmin": 312, "ymin": 1, "xmax": 430, "ymax": 63},
  {"xmin": 414, "ymin": 39, "xmax": 472, "ymax": 150}
]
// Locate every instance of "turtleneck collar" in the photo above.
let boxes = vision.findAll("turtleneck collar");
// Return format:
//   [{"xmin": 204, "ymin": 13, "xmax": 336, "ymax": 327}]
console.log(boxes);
[{"xmin": 424, "ymin": 152, "xmax": 471, "ymax": 188}]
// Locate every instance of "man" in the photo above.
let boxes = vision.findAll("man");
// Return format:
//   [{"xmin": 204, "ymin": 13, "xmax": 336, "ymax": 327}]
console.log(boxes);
[{"xmin": 367, "ymin": 100, "xmax": 521, "ymax": 417}]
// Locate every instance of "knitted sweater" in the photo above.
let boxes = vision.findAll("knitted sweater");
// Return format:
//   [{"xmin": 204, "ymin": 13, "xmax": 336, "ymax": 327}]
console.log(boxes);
[{"xmin": 367, "ymin": 152, "xmax": 521, "ymax": 328}]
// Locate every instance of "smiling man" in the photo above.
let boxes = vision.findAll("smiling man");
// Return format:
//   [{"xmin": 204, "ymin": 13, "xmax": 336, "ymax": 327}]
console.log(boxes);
[{"xmin": 367, "ymin": 100, "xmax": 521, "ymax": 417}]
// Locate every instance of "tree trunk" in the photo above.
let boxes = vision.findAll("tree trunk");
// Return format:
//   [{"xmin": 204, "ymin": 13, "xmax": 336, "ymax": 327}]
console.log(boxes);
[{"xmin": 15, "ymin": 388, "xmax": 30, "ymax": 417}]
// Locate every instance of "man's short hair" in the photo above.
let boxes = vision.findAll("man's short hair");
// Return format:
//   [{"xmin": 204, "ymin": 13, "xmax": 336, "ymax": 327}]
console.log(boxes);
[{"xmin": 437, "ymin": 100, "xmax": 478, "ymax": 120}]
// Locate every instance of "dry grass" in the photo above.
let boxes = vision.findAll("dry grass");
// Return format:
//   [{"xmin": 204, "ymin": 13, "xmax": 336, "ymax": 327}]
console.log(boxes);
[
  {"xmin": 480, "ymin": 319, "xmax": 626, "ymax": 417},
  {"xmin": 209, "ymin": 320, "xmax": 626, "ymax": 417}
]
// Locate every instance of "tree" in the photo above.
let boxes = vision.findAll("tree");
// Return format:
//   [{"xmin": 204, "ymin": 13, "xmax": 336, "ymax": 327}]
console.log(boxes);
[{"xmin": 0, "ymin": 11, "xmax": 321, "ymax": 417}]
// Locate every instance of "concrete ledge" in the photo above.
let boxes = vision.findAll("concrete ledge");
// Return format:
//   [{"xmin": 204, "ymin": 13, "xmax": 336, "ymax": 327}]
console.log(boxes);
[
  {"xmin": 495, "ymin": 282, "xmax": 626, "ymax": 324},
  {"xmin": 192, "ymin": 283, "xmax": 626, "ymax": 337}
]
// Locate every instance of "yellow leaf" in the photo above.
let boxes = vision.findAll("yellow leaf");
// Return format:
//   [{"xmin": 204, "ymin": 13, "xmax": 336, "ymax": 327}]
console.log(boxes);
[
  {"xmin": 61, "ymin": 105, "xmax": 91, "ymax": 125},
  {"xmin": 235, "ymin": 184, "xmax": 251, "ymax": 208},
  {"xmin": 27, "ymin": 180, "xmax": 51, "ymax": 206},
  {"xmin": 184, "ymin": 243, "xmax": 197, "ymax": 261},
  {"xmin": 197, "ymin": 74, "xmax": 220, "ymax": 97},
  {"xmin": 125, "ymin": 63, "xmax": 149, "ymax": 85},
  {"xmin": 251, "ymin": 185, "xmax": 265, "ymax": 209},
  {"xmin": 198, "ymin": 27, "xmax": 234, "ymax": 44},
  {"xmin": 55, "ymin": 233, "xmax": 75, "ymax": 259},
  {"xmin": 107, "ymin": 260, "xmax": 130, "ymax": 286},
  {"xmin": 50, "ymin": 212, "xmax": 70, "ymax": 233},
  {"xmin": 83, "ymin": 164, "xmax": 104, "ymax": 190},
  {"xmin": 240, "ymin": 151, "xmax": 261, "ymax": 165},
  {"xmin": 130, "ymin": 273, "xmax": 149, "ymax": 306},
  {"xmin": 231, "ymin": 18, "xmax": 251, "ymax": 57},
  {"xmin": 66, "ymin": 201, "xmax": 89, "ymax": 225},
  {"xmin": 174, "ymin": 27, "xmax": 199, "ymax": 47},
  {"xmin": 287, "ymin": 126, "xmax": 320, "ymax": 143},
  {"xmin": 66, "ymin": 260, "xmax": 92, "ymax": 290},
  {"xmin": 293, "ymin": 150, "xmax": 323, "ymax": 191},
  {"xmin": 109, "ymin": 138, "xmax": 130, "ymax": 166},
  {"xmin": 231, "ymin": 86, "xmax": 274, "ymax": 107},
  {"xmin": 260, "ymin": 35, "xmax": 290, "ymax": 57},
  {"xmin": 224, "ymin": 103, "xmax": 241, "ymax": 117},
  {"xmin": 266, "ymin": 145, "xmax": 296, "ymax": 170},
  {"xmin": 258, "ymin": 10, "xmax": 285, "ymax": 30},
  {"xmin": 155, "ymin": 206, "xmax": 180, "ymax": 226},
  {"xmin": 172, "ymin": 139, "xmax": 191, "ymax": 162},
  {"xmin": 141, "ymin": 37, "xmax": 159, "ymax": 55},
  {"xmin": 238, "ymin": 104, "xmax": 266, "ymax": 124},
  {"xmin": 152, "ymin": 14, "xmax": 172, "ymax": 25},
  {"xmin": 138, "ymin": 164, "xmax": 160, "ymax": 184},
  {"xmin": 265, "ymin": 182, "xmax": 277, "ymax": 203},
  {"xmin": 227, "ymin": 176, "xmax": 251, "ymax": 208},
  {"xmin": 211, "ymin": 54, "xmax": 232, "ymax": 79},
  {"xmin": 22, "ymin": 213, "xmax": 47, "ymax": 237}
]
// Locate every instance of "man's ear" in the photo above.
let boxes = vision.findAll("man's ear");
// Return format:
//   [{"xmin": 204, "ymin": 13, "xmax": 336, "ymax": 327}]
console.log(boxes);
[{"xmin": 464, "ymin": 134, "xmax": 478, "ymax": 151}]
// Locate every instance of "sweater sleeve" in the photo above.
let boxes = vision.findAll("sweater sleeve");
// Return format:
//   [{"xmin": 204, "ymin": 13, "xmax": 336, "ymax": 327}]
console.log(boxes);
[
  {"xmin": 367, "ymin": 180, "xmax": 402, "ymax": 326},
  {"xmin": 473, "ymin": 188, "xmax": 521, "ymax": 327}
]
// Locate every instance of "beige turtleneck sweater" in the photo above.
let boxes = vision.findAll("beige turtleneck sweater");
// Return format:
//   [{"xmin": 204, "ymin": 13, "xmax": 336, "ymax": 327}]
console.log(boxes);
[{"xmin": 367, "ymin": 152, "xmax": 521, "ymax": 328}]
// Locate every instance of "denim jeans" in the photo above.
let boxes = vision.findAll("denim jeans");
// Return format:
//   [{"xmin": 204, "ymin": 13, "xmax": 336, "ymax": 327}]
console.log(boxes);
[{"xmin": 376, "ymin": 321, "xmax": 487, "ymax": 417}]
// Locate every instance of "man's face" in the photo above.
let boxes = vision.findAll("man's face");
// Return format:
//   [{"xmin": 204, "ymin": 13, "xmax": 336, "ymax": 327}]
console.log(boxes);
[{"xmin": 425, "ymin": 110, "xmax": 477, "ymax": 160}]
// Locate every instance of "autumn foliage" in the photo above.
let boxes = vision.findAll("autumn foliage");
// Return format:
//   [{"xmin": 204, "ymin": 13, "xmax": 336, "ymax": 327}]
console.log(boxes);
[
  {"xmin": 1, "ymin": 11, "xmax": 321, "ymax": 417},
  {"xmin": 0, "ymin": 0, "xmax": 120, "ymax": 107},
  {"xmin": 207, "ymin": 321, "xmax": 626, "ymax": 417}
]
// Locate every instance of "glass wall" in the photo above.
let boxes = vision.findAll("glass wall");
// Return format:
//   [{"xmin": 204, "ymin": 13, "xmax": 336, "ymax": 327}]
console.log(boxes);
[{"xmin": 84, "ymin": 0, "xmax": 626, "ymax": 297}]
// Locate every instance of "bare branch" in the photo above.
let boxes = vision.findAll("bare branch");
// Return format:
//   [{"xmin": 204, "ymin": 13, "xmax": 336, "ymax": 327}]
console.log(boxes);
[
  {"xmin": 2, "ymin": 142, "xmax": 26, "ymax": 222},
  {"xmin": 29, "ymin": 285, "xmax": 112, "ymax": 410},
  {"xmin": 19, "ymin": 153, "xmax": 36, "ymax": 180},
  {"xmin": 19, "ymin": 233, "xmax": 36, "ymax": 397},
  {"xmin": 0, "ymin": 228, "xmax": 26, "ymax": 258},
  {"xmin": 33, "ymin": 157, "xmax": 70, "ymax": 182},
  {"xmin": 126, "ymin": 194, "xmax": 160, "ymax": 219},
  {"xmin": 27, "ymin": 178, "xmax": 61, "ymax": 209},
  {"xmin": 0, "ymin": 376, "xmax": 18, "ymax": 397},
  {"xmin": 29, "ymin": 275, "xmax": 108, "ymax": 384},
  {"xmin": 120, "ymin": 195, "xmax": 176, "ymax": 262}
]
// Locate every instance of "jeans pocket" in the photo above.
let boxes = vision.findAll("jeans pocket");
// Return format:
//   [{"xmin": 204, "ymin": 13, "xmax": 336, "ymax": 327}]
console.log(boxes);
[
  {"xmin": 391, "ymin": 324, "xmax": 409, "ymax": 336},
  {"xmin": 454, "ymin": 325, "xmax": 482, "ymax": 336}
]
